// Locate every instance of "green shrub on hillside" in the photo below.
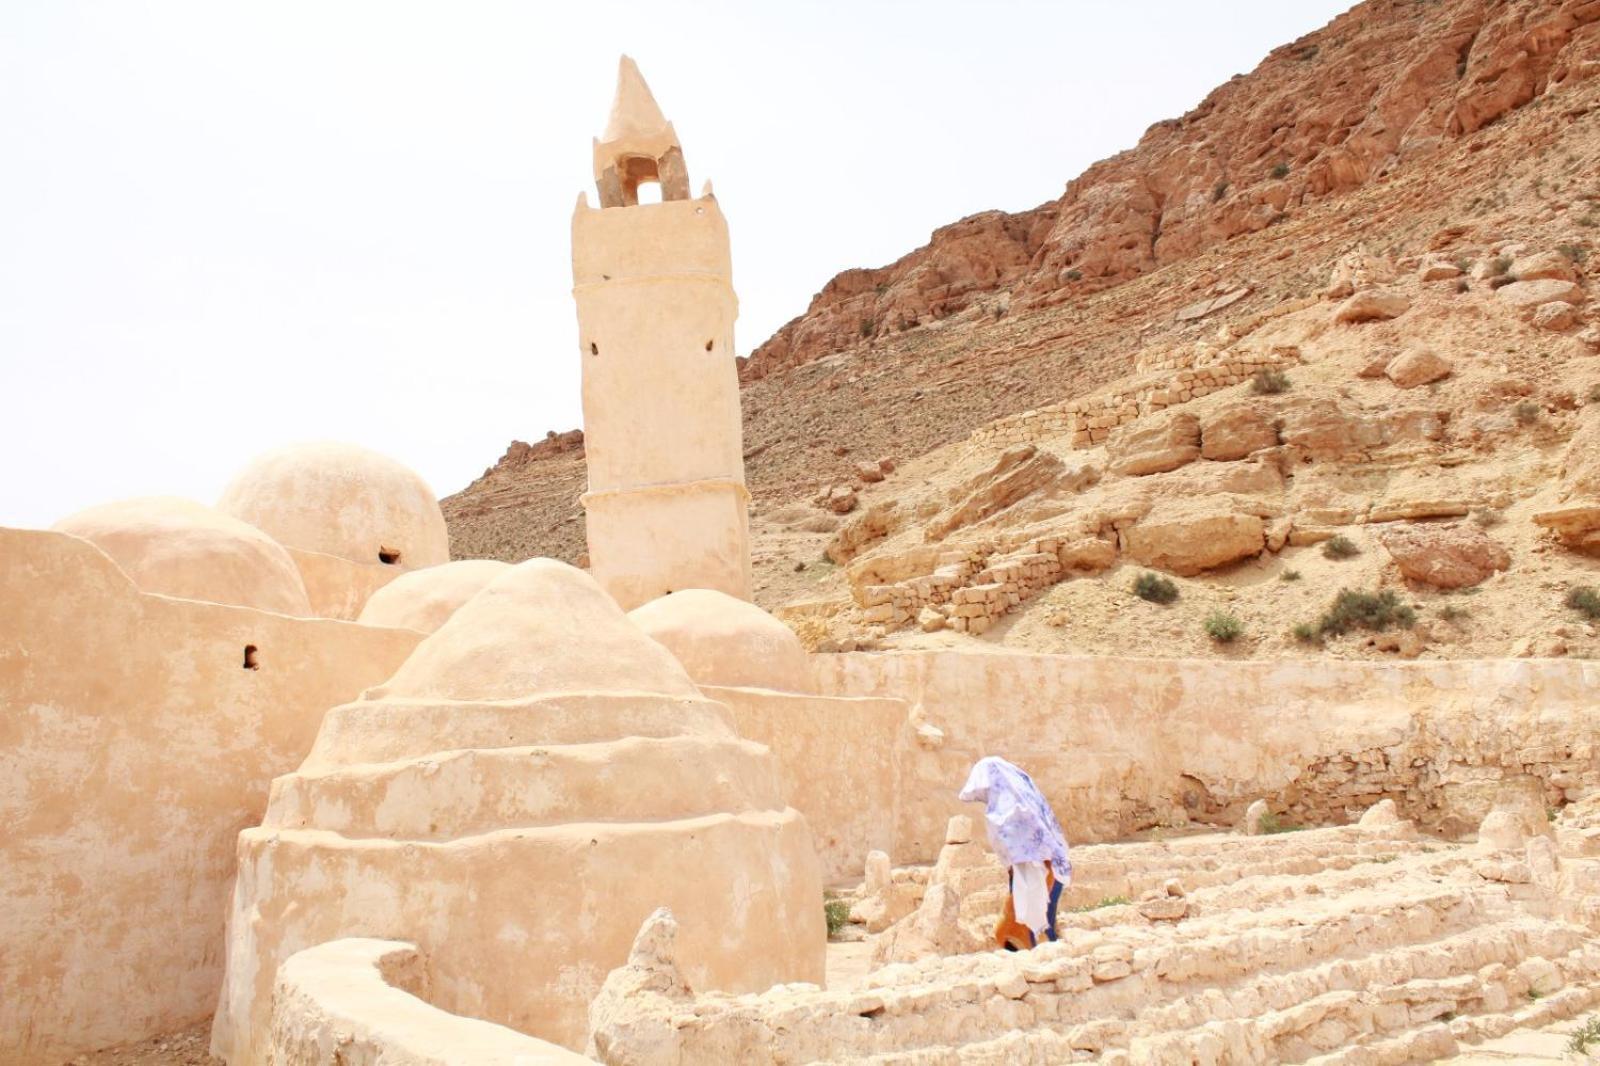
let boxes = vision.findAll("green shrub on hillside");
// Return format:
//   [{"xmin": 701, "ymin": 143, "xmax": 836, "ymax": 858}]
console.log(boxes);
[{"xmin": 1134, "ymin": 572, "xmax": 1179, "ymax": 604}]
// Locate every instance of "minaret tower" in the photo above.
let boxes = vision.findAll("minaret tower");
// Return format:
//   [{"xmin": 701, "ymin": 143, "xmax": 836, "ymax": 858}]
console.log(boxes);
[{"xmin": 572, "ymin": 57, "xmax": 752, "ymax": 610}]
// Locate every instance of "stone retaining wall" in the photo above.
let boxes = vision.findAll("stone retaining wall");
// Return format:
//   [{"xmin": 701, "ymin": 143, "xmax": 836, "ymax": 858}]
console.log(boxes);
[
  {"xmin": 854, "ymin": 536, "xmax": 1113, "ymax": 634},
  {"xmin": 806, "ymin": 651, "xmax": 1600, "ymax": 865},
  {"xmin": 971, "ymin": 346, "xmax": 1299, "ymax": 451}
]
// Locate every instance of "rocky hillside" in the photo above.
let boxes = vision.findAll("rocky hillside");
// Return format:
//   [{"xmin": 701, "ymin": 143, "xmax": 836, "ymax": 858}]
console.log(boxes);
[
  {"xmin": 444, "ymin": 0, "xmax": 1600, "ymax": 660},
  {"xmin": 743, "ymin": 0, "xmax": 1600, "ymax": 380}
]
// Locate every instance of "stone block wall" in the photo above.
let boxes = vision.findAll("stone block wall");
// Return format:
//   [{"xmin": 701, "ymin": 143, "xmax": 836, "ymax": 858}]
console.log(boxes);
[
  {"xmin": 971, "ymin": 346, "xmax": 1300, "ymax": 451},
  {"xmin": 586, "ymin": 830, "xmax": 1600, "ymax": 1066},
  {"xmin": 946, "ymin": 551, "xmax": 1064, "ymax": 634},
  {"xmin": 851, "ymin": 535, "xmax": 1113, "ymax": 636}
]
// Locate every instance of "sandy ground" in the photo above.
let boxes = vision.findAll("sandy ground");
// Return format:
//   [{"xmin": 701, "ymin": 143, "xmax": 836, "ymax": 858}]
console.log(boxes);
[
  {"xmin": 1437, "ymin": 1020, "xmax": 1595, "ymax": 1063},
  {"xmin": 825, "ymin": 940, "xmax": 877, "ymax": 994},
  {"xmin": 63, "ymin": 1022, "xmax": 216, "ymax": 1066}
]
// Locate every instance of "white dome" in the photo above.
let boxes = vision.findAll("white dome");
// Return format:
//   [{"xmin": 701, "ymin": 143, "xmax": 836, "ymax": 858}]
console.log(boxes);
[
  {"xmin": 357, "ymin": 559, "xmax": 512, "ymax": 633},
  {"xmin": 218, "ymin": 442, "xmax": 448, "ymax": 570},
  {"xmin": 628, "ymin": 589, "xmax": 810, "ymax": 693},
  {"xmin": 53, "ymin": 496, "xmax": 311, "ymax": 615}
]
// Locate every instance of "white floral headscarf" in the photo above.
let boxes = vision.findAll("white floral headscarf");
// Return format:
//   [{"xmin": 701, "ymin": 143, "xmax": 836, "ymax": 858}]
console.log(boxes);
[{"xmin": 958, "ymin": 756, "xmax": 1071, "ymax": 876}]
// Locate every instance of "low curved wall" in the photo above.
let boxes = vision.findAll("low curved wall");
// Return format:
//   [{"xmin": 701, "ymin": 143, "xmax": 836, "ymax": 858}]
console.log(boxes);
[
  {"xmin": 812, "ymin": 651, "xmax": 1600, "ymax": 864},
  {"xmin": 270, "ymin": 939, "xmax": 588, "ymax": 1065}
]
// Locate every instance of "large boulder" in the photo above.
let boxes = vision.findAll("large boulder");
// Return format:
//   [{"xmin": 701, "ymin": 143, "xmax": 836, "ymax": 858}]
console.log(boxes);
[
  {"xmin": 1532, "ymin": 504, "xmax": 1600, "ymax": 553},
  {"xmin": 1532, "ymin": 411, "xmax": 1600, "ymax": 552},
  {"xmin": 924, "ymin": 445, "xmax": 1077, "ymax": 541},
  {"xmin": 1384, "ymin": 348, "xmax": 1453, "ymax": 389},
  {"xmin": 1200, "ymin": 403, "xmax": 1279, "ymax": 461},
  {"xmin": 1107, "ymin": 411, "xmax": 1201, "ymax": 477},
  {"xmin": 1495, "ymin": 278, "xmax": 1584, "ymax": 312},
  {"xmin": 1377, "ymin": 522, "xmax": 1510, "ymax": 589},
  {"xmin": 1277, "ymin": 398, "xmax": 1385, "ymax": 460},
  {"xmin": 1509, "ymin": 251, "xmax": 1579, "ymax": 284},
  {"xmin": 1124, "ymin": 501, "xmax": 1265, "ymax": 576},
  {"xmin": 1418, "ymin": 258, "xmax": 1462, "ymax": 282},
  {"xmin": 1333, "ymin": 289, "xmax": 1410, "ymax": 324},
  {"xmin": 1533, "ymin": 302, "xmax": 1579, "ymax": 332}
]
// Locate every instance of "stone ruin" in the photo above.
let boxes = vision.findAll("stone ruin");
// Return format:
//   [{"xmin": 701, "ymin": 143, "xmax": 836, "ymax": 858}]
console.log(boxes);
[
  {"xmin": 5, "ymin": 54, "xmax": 1600, "ymax": 1066},
  {"xmin": 589, "ymin": 803, "xmax": 1600, "ymax": 1064}
]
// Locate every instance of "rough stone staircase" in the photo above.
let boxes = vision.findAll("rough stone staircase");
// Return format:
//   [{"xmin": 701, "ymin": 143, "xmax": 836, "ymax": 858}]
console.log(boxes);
[{"xmin": 585, "ymin": 803, "xmax": 1600, "ymax": 1065}]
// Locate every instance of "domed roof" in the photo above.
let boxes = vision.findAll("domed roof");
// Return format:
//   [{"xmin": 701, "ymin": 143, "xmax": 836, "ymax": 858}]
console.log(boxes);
[
  {"xmin": 217, "ymin": 442, "xmax": 448, "ymax": 570},
  {"xmin": 225, "ymin": 557, "xmax": 823, "ymax": 1058},
  {"xmin": 356, "ymin": 559, "xmax": 512, "ymax": 634},
  {"xmin": 628, "ymin": 589, "xmax": 810, "ymax": 693},
  {"xmin": 53, "ymin": 496, "xmax": 311, "ymax": 615},
  {"xmin": 374, "ymin": 558, "xmax": 703, "ymax": 704}
]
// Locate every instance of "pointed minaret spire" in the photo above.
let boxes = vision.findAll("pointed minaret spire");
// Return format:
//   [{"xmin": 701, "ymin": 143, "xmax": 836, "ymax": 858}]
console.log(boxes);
[
  {"xmin": 591, "ymin": 56, "xmax": 690, "ymax": 207},
  {"xmin": 603, "ymin": 56, "xmax": 671, "ymax": 143}
]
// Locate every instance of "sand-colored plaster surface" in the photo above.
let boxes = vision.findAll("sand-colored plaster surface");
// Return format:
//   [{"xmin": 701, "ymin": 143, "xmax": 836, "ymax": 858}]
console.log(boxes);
[
  {"xmin": 0, "ymin": 528, "xmax": 421, "ymax": 1065},
  {"xmin": 572, "ymin": 62, "xmax": 752, "ymax": 610},
  {"xmin": 355, "ymin": 558, "xmax": 512, "ymax": 633},
  {"xmin": 212, "ymin": 559, "xmax": 824, "ymax": 1060},
  {"xmin": 629, "ymin": 588, "xmax": 812, "ymax": 692},
  {"xmin": 53, "ymin": 496, "xmax": 311, "ymax": 616},
  {"xmin": 812, "ymin": 649, "xmax": 1600, "ymax": 862},
  {"xmin": 218, "ymin": 442, "xmax": 449, "ymax": 619}
]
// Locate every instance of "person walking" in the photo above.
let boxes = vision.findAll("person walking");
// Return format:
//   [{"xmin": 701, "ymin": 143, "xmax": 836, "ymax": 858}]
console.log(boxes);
[{"xmin": 958, "ymin": 756, "xmax": 1071, "ymax": 950}]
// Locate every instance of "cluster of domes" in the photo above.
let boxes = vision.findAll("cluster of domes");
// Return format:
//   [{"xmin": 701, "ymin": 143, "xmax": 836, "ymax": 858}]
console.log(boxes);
[
  {"xmin": 213, "ymin": 559, "xmax": 824, "ymax": 1058},
  {"xmin": 52, "ymin": 442, "xmax": 447, "ymax": 620}
]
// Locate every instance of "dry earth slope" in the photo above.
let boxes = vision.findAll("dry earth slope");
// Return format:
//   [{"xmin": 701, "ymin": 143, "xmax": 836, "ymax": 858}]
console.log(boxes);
[{"xmin": 444, "ymin": 0, "xmax": 1600, "ymax": 660}]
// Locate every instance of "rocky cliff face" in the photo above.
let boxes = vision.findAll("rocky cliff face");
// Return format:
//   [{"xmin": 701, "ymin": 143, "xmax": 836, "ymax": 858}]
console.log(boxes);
[{"xmin": 742, "ymin": 0, "xmax": 1600, "ymax": 381}]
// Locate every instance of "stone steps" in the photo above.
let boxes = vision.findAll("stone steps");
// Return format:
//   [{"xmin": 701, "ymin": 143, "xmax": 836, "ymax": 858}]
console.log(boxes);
[
  {"xmin": 1123, "ymin": 929, "xmax": 1594, "ymax": 1063},
  {"xmin": 851, "ymin": 938, "xmax": 1598, "ymax": 1065},
  {"xmin": 955, "ymin": 826, "xmax": 1428, "ymax": 925},
  {"xmin": 586, "ymin": 818, "xmax": 1600, "ymax": 1065}
]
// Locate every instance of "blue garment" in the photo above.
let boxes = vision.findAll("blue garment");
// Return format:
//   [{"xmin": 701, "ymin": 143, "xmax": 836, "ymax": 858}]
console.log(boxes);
[{"xmin": 958, "ymin": 756, "xmax": 1071, "ymax": 880}]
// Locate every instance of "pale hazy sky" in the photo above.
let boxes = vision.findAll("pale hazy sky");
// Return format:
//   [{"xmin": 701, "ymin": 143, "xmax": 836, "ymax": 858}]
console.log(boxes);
[{"xmin": 0, "ymin": 1, "xmax": 1353, "ymax": 528}]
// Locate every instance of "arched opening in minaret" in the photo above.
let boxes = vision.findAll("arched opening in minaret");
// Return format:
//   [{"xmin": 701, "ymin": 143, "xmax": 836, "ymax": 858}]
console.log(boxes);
[{"xmin": 619, "ymin": 155, "xmax": 661, "ymax": 207}]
